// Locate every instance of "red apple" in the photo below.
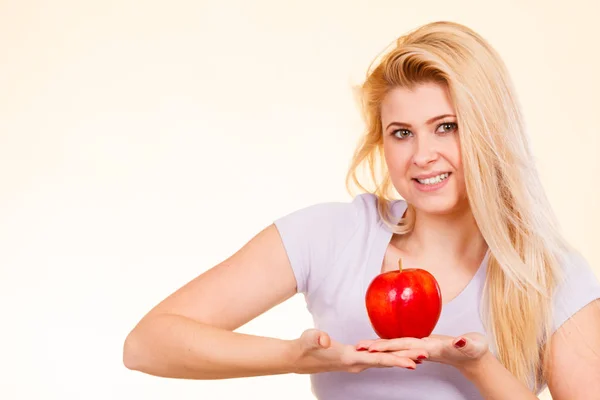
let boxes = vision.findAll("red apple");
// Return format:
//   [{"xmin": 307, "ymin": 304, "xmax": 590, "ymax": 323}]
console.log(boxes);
[{"xmin": 365, "ymin": 259, "xmax": 442, "ymax": 339}]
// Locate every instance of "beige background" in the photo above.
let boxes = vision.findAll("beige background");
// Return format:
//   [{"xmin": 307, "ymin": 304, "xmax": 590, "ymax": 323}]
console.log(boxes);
[{"xmin": 1, "ymin": 0, "xmax": 598, "ymax": 399}]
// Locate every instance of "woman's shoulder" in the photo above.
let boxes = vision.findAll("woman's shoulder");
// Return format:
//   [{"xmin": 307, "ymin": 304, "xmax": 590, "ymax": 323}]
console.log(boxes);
[{"xmin": 272, "ymin": 193, "xmax": 406, "ymax": 294}]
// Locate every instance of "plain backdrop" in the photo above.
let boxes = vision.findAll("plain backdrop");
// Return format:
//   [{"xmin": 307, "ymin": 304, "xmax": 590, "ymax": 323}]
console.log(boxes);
[{"xmin": 1, "ymin": 0, "xmax": 599, "ymax": 399}]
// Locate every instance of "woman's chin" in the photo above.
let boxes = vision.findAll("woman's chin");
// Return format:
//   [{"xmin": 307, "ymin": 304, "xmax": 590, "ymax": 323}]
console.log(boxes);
[{"xmin": 411, "ymin": 197, "xmax": 462, "ymax": 216}]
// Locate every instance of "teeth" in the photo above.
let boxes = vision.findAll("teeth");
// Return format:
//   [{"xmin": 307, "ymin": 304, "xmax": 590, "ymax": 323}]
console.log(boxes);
[{"xmin": 417, "ymin": 173, "xmax": 449, "ymax": 185}]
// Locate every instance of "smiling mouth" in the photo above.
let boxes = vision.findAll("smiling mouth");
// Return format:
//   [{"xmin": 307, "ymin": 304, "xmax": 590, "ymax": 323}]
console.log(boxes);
[{"xmin": 413, "ymin": 172, "xmax": 451, "ymax": 185}]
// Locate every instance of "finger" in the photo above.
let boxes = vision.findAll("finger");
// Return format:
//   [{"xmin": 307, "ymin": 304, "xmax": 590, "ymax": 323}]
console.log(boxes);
[
  {"xmin": 452, "ymin": 336, "xmax": 487, "ymax": 359},
  {"xmin": 389, "ymin": 349, "xmax": 429, "ymax": 361},
  {"xmin": 318, "ymin": 332, "xmax": 331, "ymax": 349},
  {"xmin": 301, "ymin": 329, "xmax": 331, "ymax": 350},
  {"xmin": 374, "ymin": 353, "xmax": 418, "ymax": 370},
  {"xmin": 301, "ymin": 329, "xmax": 321, "ymax": 350},
  {"xmin": 453, "ymin": 337, "xmax": 467, "ymax": 350},
  {"xmin": 355, "ymin": 351, "xmax": 417, "ymax": 370},
  {"xmin": 355, "ymin": 339, "xmax": 377, "ymax": 351},
  {"xmin": 367, "ymin": 337, "xmax": 425, "ymax": 352},
  {"xmin": 356, "ymin": 338, "xmax": 397, "ymax": 351}
]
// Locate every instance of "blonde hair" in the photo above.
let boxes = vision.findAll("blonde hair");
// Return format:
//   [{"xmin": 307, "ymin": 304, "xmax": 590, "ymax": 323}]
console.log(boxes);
[{"xmin": 346, "ymin": 21, "xmax": 572, "ymax": 389}]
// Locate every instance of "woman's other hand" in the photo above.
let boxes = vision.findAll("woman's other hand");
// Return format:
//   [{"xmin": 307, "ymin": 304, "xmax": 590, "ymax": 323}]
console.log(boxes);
[
  {"xmin": 292, "ymin": 329, "xmax": 429, "ymax": 374},
  {"xmin": 355, "ymin": 332, "xmax": 490, "ymax": 369}
]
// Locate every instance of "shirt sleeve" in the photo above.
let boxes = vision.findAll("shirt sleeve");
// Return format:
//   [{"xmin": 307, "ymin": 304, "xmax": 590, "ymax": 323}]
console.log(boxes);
[
  {"xmin": 552, "ymin": 250, "xmax": 600, "ymax": 333},
  {"xmin": 273, "ymin": 196, "xmax": 364, "ymax": 296}
]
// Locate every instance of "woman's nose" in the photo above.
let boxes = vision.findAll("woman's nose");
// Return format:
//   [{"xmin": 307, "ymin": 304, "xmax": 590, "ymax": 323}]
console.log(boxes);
[{"xmin": 412, "ymin": 134, "xmax": 439, "ymax": 167}]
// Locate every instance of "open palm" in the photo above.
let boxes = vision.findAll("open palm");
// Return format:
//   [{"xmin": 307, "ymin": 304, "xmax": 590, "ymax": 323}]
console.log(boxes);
[
  {"xmin": 295, "ymin": 329, "xmax": 427, "ymax": 374},
  {"xmin": 356, "ymin": 332, "xmax": 490, "ymax": 368}
]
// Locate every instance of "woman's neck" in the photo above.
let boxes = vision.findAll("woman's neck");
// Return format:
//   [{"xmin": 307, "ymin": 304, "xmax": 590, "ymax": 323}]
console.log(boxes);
[{"xmin": 397, "ymin": 205, "xmax": 488, "ymax": 265}]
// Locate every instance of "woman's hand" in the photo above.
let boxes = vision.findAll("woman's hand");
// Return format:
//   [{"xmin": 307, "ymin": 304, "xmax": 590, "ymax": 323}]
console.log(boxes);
[
  {"xmin": 291, "ymin": 329, "xmax": 429, "ymax": 374},
  {"xmin": 355, "ymin": 332, "xmax": 490, "ymax": 370}
]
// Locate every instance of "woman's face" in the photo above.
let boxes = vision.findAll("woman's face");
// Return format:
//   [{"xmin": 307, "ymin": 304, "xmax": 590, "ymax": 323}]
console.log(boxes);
[{"xmin": 381, "ymin": 81, "xmax": 468, "ymax": 215}]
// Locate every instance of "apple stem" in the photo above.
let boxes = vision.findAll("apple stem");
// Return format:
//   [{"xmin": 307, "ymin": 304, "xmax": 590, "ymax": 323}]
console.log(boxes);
[{"xmin": 398, "ymin": 258, "xmax": 403, "ymax": 272}]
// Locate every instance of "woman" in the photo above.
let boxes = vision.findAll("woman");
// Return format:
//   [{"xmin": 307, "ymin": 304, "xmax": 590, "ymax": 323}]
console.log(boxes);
[{"xmin": 123, "ymin": 21, "xmax": 600, "ymax": 399}]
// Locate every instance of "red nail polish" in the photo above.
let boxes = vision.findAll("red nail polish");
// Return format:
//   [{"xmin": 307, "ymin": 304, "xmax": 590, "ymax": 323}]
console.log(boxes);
[
  {"xmin": 415, "ymin": 360, "xmax": 422, "ymax": 364},
  {"xmin": 454, "ymin": 338, "xmax": 466, "ymax": 348},
  {"xmin": 417, "ymin": 355, "xmax": 427, "ymax": 360},
  {"xmin": 407, "ymin": 366, "xmax": 416, "ymax": 370},
  {"xmin": 356, "ymin": 347, "xmax": 367, "ymax": 351}
]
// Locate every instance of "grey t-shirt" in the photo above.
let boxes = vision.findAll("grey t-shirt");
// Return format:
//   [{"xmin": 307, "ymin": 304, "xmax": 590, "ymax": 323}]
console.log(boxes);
[{"xmin": 274, "ymin": 193, "xmax": 600, "ymax": 399}]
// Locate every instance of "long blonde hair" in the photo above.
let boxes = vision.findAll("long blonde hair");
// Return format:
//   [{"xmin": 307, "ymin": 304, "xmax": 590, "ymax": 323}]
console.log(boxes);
[{"xmin": 346, "ymin": 21, "xmax": 572, "ymax": 389}]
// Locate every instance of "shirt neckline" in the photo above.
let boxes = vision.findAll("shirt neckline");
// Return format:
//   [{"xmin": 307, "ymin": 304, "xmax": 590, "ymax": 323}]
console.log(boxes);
[{"xmin": 363, "ymin": 198, "xmax": 490, "ymax": 318}]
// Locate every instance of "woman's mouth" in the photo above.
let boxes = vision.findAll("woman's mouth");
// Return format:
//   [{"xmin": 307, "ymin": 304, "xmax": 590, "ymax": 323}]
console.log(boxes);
[
  {"xmin": 412, "ymin": 172, "xmax": 451, "ymax": 192},
  {"xmin": 414, "ymin": 172, "xmax": 450, "ymax": 185}
]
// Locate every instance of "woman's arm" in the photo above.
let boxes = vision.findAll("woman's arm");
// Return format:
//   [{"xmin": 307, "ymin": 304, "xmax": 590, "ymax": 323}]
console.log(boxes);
[
  {"xmin": 546, "ymin": 299, "xmax": 600, "ymax": 400},
  {"xmin": 123, "ymin": 223, "xmax": 422, "ymax": 379},
  {"xmin": 124, "ymin": 314, "xmax": 300, "ymax": 379},
  {"xmin": 458, "ymin": 352, "xmax": 538, "ymax": 400},
  {"xmin": 359, "ymin": 333, "xmax": 539, "ymax": 399},
  {"xmin": 459, "ymin": 299, "xmax": 600, "ymax": 399},
  {"xmin": 123, "ymin": 224, "xmax": 303, "ymax": 379}
]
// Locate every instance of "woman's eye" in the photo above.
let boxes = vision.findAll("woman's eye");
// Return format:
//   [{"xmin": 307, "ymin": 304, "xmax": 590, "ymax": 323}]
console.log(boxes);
[
  {"xmin": 393, "ymin": 129, "xmax": 412, "ymax": 139},
  {"xmin": 437, "ymin": 122, "xmax": 457, "ymax": 134}
]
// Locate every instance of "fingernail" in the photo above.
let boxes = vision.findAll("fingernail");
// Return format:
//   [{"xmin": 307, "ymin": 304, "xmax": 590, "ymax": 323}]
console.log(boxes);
[
  {"xmin": 417, "ymin": 355, "xmax": 427, "ymax": 360},
  {"xmin": 368, "ymin": 348, "xmax": 377, "ymax": 353},
  {"xmin": 356, "ymin": 346, "xmax": 367, "ymax": 351},
  {"xmin": 415, "ymin": 360, "xmax": 422, "ymax": 364},
  {"xmin": 407, "ymin": 366, "xmax": 416, "ymax": 370},
  {"xmin": 454, "ymin": 338, "xmax": 466, "ymax": 348}
]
